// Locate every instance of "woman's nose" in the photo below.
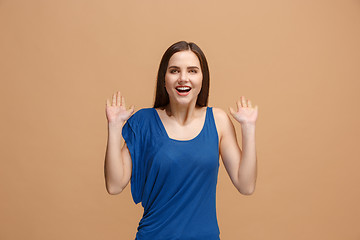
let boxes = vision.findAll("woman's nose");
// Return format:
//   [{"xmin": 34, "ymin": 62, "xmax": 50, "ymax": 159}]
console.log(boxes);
[{"xmin": 179, "ymin": 71, "xmax": 188, "ymax": 82}]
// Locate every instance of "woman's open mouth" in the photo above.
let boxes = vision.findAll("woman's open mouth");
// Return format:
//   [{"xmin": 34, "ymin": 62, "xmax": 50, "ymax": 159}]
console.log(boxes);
[{"xmin": 175, "ymin": 86, "xmax": 191, "ymax": 96}]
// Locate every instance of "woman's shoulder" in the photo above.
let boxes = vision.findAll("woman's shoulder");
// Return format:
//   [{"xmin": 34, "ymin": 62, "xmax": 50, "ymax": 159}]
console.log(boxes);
[
  {"xmin": 211, "ymin": 107, "xmax": 229, "ymax": 122},
  {"xmin": 127, "ymin": 107, "xmax": 154, "ymax": 123},
  {"xmin": 130, "ymin": 107, "xmax": 154, "ymax": 117},
  {"xmin": 211, "ymin": 107, "xmax": 233, "ymax": 138}
]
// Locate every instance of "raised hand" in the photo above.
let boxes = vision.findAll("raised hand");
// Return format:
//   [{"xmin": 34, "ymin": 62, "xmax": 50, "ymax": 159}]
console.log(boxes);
[
  {"xmin": 229, "ymin": 96, "xmax": 258, "ymax": 125},
  {"xmin": 106, "ymin": 91, "xmax": 135, "ymax": 126}
]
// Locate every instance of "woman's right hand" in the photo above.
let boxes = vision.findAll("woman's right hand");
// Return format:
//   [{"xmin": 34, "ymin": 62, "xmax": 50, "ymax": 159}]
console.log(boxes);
[{"xmin": 106, "ymin": 91, "xmax": 135, "ymax": 126}]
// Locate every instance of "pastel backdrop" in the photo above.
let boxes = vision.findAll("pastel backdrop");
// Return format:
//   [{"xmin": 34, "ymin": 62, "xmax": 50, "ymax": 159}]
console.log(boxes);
[{"xmin": 0, "ymin": 0, "xmax": 359, "ymax": 239}]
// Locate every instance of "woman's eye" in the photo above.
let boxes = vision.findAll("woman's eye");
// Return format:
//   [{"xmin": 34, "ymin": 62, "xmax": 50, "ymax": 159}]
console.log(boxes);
[
  {"xmin": 189, "ymin": 69, "xmax": 197, "ymax": 73},
  {"xmin": 170, "ymin": 69, "xmax": 179, "ymax": 73}
]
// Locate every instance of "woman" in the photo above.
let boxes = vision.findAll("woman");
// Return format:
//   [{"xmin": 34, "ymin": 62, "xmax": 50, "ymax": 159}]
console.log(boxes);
[{"xmin": 104, "ymin": 41, "xmax": 258, "ymax": 240}]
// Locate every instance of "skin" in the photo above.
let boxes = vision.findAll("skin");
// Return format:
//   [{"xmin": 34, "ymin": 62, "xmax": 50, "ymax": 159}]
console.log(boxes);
[
  {"xmin": 156, "ymin": 50, "xmax": 205, "ymax": 140},
  {"xmin": 104, "ymin": 50, "xmax": 258, "ymax": 195}
]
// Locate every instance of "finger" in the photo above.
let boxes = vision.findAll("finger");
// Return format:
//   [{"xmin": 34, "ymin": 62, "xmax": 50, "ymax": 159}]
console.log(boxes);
[
  {"xmin": 121, "ymin": 96, "xmax": 126, "ymax": 107},
  {"xmin": 241, "ymin": 96, "xmax": 247, "ymax": 107},
  {"xmin": 117, "ymin": 91, "xmax": 121, "ymax": 106},
  {"xmin": 106, "ymin": 99, "xmax": 110, "ymax": 107},
  {"xmin": 236, "ymin": 100, "xmax": 241, "ymax": 110},
  {"xmin": 248, "ymin": 99, "xmax": 252, "ymax": 108},
  {"xmin": 112, "ymin": 93, "xmax": 116, "ymax": 106}
]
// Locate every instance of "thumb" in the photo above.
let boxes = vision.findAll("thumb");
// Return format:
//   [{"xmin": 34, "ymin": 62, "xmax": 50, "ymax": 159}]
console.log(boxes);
[
  {"xmin": 229, "ymin": 106, "xmax": 235, "ymax": 116},
  {"xmin": 128, "ymin": 105, "xmax": 135, "ymax": 114}
]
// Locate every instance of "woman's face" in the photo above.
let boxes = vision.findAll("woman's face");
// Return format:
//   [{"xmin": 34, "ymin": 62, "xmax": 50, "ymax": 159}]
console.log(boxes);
[{"xmin": 164, "ymin": 50, "xmax": 203, "ymax": 107}]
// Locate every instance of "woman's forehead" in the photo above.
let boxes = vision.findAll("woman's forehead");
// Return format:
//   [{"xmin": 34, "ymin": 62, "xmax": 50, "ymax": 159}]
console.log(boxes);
[{"xmin": 168, "ymin": 50, "xmax": 200, "ymax": 67}]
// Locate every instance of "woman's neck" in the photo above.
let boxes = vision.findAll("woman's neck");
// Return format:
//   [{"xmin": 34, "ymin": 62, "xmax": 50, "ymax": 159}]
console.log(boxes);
[{"xmin": 165, "ymin": 101, "xmax": 201, "ymax": 126}]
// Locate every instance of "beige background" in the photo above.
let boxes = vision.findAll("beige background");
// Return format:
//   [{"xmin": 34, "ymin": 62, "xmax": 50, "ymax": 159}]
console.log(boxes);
[{"xmin": 1, "ymin": 0, "xmax": 359, "ymax": 239}]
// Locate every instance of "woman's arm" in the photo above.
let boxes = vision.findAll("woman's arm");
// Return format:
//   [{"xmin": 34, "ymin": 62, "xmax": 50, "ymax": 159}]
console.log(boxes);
[
  {"xmin": 104, "ymin": 91, "xmax": 134, "ymax": 195},
  {"xmin": 214, "ymin": 96, "xmax": 258, "ymax": 195},
  {"xmin": 104, "ymin": 124, "xmax": 132, "ymax": 195}
]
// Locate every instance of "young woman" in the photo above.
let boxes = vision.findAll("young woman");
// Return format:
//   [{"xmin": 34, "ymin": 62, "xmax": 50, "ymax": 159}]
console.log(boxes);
[{"xmin": 104, "ymin": 41, "xmax": 258, "ymax": 240}]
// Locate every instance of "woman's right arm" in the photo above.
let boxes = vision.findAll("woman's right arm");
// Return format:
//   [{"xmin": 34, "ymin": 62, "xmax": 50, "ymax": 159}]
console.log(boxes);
[{"xmin": 104, "ymin": 91, "xmax": 134, "ymax": 195}]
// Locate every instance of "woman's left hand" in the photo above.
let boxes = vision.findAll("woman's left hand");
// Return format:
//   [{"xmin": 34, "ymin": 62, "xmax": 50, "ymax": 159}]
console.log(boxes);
[{"xmin": 229, "ymin": 96, "xmax": 258, "ymax": 125}]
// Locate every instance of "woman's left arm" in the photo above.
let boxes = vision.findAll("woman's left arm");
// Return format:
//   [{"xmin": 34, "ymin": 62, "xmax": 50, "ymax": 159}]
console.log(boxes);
[{"xmin": 214, "ymin": 96, "xmax": 258, "ymax": 195}]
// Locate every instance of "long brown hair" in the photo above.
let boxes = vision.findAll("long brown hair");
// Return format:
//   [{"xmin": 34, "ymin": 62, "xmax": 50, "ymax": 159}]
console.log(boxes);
[{"xmin": 153, "ymin": 41, "xmax": 210, "ymax": 108}]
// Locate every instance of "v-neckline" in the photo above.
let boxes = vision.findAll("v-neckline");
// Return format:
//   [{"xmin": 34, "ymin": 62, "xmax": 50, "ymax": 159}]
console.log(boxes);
[{"xmin": 153, "ymin": 107, "xmax": 208, "ymax": 142}]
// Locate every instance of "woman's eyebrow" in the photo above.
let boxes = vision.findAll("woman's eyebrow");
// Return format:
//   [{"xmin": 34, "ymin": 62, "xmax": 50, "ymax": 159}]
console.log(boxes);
[{"xmin": 168, "ymin": 66, "xmax": 199, "ymax": 69}]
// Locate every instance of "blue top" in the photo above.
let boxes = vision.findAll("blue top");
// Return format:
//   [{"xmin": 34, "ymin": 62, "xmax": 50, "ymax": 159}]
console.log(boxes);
[{"xmin": 122, "ymin": 107, "xmax": 220, "ymax": 240}]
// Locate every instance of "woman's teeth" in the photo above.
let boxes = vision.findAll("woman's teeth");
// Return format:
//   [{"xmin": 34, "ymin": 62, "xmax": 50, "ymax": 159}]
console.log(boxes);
[{"xmin": 176, "ymin": 87, "xmax": 191, "ymax": 92}]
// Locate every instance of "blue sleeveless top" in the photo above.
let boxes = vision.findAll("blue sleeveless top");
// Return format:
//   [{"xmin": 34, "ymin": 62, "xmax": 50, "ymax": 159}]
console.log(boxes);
[{"xmin": 122, "ymin": 107, "xmax": 220, "ymax": 240}]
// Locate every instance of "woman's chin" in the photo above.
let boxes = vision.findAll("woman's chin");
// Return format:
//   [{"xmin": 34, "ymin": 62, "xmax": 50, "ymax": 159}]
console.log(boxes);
[{"xmin": 169, "ymin": 96, "xmax": 197, "ymax": 106}]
